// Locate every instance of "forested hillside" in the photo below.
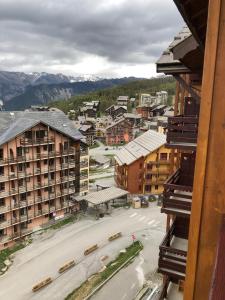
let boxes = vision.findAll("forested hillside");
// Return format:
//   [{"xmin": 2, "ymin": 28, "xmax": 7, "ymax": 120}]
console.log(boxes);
[{"xmin": 50, "ymin": 76, "xmax": 175, "ymax": 114}]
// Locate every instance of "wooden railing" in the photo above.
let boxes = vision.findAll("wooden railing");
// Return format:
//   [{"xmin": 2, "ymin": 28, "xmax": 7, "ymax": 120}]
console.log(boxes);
[
  {"xmin": 162, "ymin": 169, "xmax": 192, "ymax": 216},
  {"xmin": 167, "ymin": 115, "xmax": 198, "ymax": 147},
  {"xmin": 20, "ymin": 136, "xmax": 55, "ymax": 145},
  {"xmin": 158, "ymin": 221, "xmax": 187, "ymax": 280}
]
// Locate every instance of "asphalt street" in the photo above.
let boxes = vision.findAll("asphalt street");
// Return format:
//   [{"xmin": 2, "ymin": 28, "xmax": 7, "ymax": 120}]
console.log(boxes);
[{"xmin": 0, "ymin": 204, "xmax": 165, "ymax": 300}]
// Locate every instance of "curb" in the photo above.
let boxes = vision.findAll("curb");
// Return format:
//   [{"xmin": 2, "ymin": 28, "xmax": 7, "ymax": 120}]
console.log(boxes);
[{"xmin": 84, "ymin": 241, "xmax": 143, "ymax": 300}]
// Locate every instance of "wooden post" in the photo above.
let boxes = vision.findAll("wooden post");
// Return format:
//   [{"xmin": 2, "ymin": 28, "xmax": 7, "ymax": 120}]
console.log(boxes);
[{"xmin": 184, "ymin": 0, "xmax": 225, "ymax": 299}]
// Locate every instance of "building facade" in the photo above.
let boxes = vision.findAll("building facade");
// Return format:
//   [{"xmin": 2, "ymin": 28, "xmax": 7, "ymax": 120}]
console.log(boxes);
[
  {"xmin": 105, "ymin": 105, "xmax": 127, "ymax": 120},
  {"xmin": 105, "ymin": 119, "xmax": 133, "ymax": 145},
  {"xmin": 0, "ymin": 112, "xmax": 89, "ymax": 250},
  {"xmin": 115, "ymin": 130, "xmax": 171, "ymax": 194}
]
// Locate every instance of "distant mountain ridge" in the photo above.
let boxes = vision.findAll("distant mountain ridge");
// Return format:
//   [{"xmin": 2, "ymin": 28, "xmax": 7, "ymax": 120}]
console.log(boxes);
[
  {"xmin": 0, "ymin": 71, "xmax": 141, "ymax": 110},
  {"xmin": 0, "ymin": 71, "xmax": 103, "ymax": 102}
]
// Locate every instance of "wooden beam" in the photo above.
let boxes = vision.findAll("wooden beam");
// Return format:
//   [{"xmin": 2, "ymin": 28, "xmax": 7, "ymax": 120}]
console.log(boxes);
[
  {"xmin": 184, "ymin": 0, "xmax": 225, "ymax": 299},
  {"xmin": 174, "ymin": 74, "xmax": 200, "ymax": 102}
]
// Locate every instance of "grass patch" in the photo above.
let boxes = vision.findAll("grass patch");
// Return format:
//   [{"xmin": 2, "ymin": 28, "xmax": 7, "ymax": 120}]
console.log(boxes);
[
  {"xmin": 48, "ymin": 215, "xmax": 77, "ymax": 230},
  {"xmin": 66, "ymin": 241, "xmax": 143, "ymax": 300},
  {"xmin": 0, "ymin": 243, "xmax": 25, "ymax": 270}
]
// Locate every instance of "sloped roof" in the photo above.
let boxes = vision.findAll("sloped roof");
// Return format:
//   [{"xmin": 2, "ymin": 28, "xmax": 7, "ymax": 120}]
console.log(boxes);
[
  {"xmin": 0, "ymin": 111, "xmax": 83, "ymax": 146},
  {"xmin": 123, "ymin": 113, "xmax": 142, "ymax": 119},
  {"xmin": 156, "ymin": 26, "xmax": 191, "ymax": 74},
  {"xmin": 76, "ymin": 187, "xmax": 128, "ymax": 205},
  {"xmin": 115, "ymin": 130, "xmax": 166, "ymax": 166},
  {"xmin": 106, "ymin": 118, "xmax": 131, "ymax": 130}
]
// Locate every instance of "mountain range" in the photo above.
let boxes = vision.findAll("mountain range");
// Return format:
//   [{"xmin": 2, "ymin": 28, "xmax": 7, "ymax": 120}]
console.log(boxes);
[{"xmin": 0, "ymin": 71, "xmax": 140, "ymax": 110}]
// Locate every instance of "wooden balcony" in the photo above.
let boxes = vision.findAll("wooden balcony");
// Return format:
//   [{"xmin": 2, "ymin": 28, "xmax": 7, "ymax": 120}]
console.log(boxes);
[
  {"xmin": 20, "ymin": 136, "xmax": 55, "ymax": 146},
  {"xmin": 166, "ymin": 115, "xmax": 198, "ymax": 149},
  {"xmin": 162, "ymin": 169, "xmax": 193, "ymax": 217},
  {"xmin": 158, "ymin": 221, "xmax": 187, "ymax": 280}
]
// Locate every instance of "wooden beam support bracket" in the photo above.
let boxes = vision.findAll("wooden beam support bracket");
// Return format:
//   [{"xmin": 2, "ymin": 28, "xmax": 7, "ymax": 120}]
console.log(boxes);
[{"xmin": 174, "ymin": 74, "xmax": 200, "ymax": 102}]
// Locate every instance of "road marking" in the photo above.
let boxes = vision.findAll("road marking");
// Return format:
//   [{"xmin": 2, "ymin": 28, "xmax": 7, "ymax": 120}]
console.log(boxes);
[
  {"xmin": 139, "ymin": 216, "xmax": 146, "ymax": 221},
  {"xmin": 152, "ymin": 221, "xmax": 160, "ymax": 227},
  {"xmin": 148, "ymin": 220, "xmax": 155, "ymax": 225},
  {"xmin": 130, "ymin": 213, "xmax": 137, "ymax": 218},
  {"xmin": 131, "ymin": 283, "xmax": 136, "ymax": 289}
]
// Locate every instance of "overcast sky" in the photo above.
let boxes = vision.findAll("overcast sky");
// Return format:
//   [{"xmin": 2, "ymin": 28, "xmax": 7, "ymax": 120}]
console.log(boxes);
[{"xmin": 0, "ymin": 0, "xmax": 183, "ymax": 78}]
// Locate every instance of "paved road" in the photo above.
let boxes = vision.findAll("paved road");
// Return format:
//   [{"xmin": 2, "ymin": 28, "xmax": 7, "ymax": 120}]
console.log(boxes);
[
  {"xmin": 90, "ymin": 142, "xmax": 121, "ymax": 157},
  {"xmin": 92, "ymin": 212, "xmax": 164, "ymax": 300},
  {"xmin": 0, "ymin": 204, "xmax": 165, "ymax": 300}
]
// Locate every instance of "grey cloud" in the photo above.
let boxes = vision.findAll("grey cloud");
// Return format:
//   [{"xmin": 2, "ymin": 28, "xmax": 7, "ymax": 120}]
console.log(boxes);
[{"xmin": 0, "ymin": 0, "xmax": 183, "ymax": 75}]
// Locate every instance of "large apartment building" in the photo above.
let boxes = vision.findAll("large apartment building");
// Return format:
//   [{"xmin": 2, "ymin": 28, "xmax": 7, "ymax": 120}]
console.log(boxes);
[
  {"xmin": 115, "ymin": 130, "xmax": 171, "ymax": 194},
  {"xmin": 0, "ymin": 111, "xmax": 89, "ymax": 250}
]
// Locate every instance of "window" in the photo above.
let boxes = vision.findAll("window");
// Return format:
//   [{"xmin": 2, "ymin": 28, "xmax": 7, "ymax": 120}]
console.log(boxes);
[
  {"xmin": 160, "ymin": 153, "xmax": 168, "ymax": 161},
  {"xmin": 20, "ymin": 193, "xmax": 26, "ymax": 201},
  {"xmin": 36, "ymin": 130, "xmax": 47, "ymax": 139},
  {"xmin": 155, "ymin": 185, "xmax": 158, "ymax": 190},
  {"xmin": 44, "ymin": 174, "xmax": 48, "ymax": 179},
  {"xmin": 64, "ymin": 141, "xmax": 69, "ymax": 150},
  {"xmin": 147, "ymin": 163, "xmax": 152, "ymax": 170},
  {"xmin": 0, "ymin": 183, "xmax": 5, "ymax": 191},
  {"xmin": 25, "ymin": 131, "xmax": 32, "ymax": 139},
  {"xmin": 145, "ymin": 185, "xmax": 150, "ymax": 192},
  {"xmin": 0, "ymin": 214, "xmax": 5, "ymax": 221},
  {"xmin": 44, "ymin": 160, "xmax": 48, "ymax": 165},
  {"xmin": 48, "ymin": 144, "xmax": 53, "ymax": 152},
  {"xmin": 16, "ymin": 147, "xmax": 23, "ymax": 157},
  {"xmin": 26, "ymin": 162, "xmax": 30, "ymax": 168},
  {"xmin": 0, "ymin": 166, "xmax": 4, "ymax": 176},
  {"xmin": 18, "ymin": 164, "xmax": 23, "ymax": 172},
  {"xmin": 43, "ymin": 145, "xmax": 48, "ymax": 151},
  {"xmin": 0, "ymin": 198, "xmax": 5, "ymax": 206},
  {"xmin": 18, "ymin": 179, "xmax": 24, "ymax": 187},
  {"xmin": 139, "ymin": 163, "xmax": 143, "ymax": 169},
  {"xmin": 0, "ymin": 149, "xmax": 3, "ymax": 160}
]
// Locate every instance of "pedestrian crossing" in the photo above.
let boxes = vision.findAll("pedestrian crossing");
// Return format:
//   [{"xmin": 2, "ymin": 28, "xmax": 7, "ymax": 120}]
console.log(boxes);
[{"xmin": 129, "ymin": 211, "xmax": 162, "ymax": 228}]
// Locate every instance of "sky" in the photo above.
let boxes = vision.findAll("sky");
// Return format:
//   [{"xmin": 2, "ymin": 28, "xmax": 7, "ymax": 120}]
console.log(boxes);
[{"xmin": 0, "ymin": 0, "xmax": 184, "ymax": 78}]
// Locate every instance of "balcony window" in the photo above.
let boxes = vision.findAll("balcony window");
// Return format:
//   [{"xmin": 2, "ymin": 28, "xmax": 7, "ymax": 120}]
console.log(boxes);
[
  {"xmin": 160, "ymin": 153, "xmax": 168, "ymax": 161},
  {"xmin": 0, "ymin": 149, "xmax": 3, "ymax": 160},
  {"xmin": 0, "ymin": 166, "xmax": 4, "ymax": 176},
  {"xmin": 145, "ymin": 185, "xmax": 150, "ymax": 192},
  {"xmin": 36, "ymin": 130, "xmax": 47, "ymax": 139},
  {"xmin": 16, "ymin": 147, "xmax": 23, "ymax": 157},
  {"xmin": 20, "ymin": 193, "xmax": 26, "ymax": 201},
  {"xmin": 0, "ymin": 214, "xmax": 5, "ymax": 222},
  {"xmin": 0, "ymin": 182, "xmax": 5, "ymax": 191},
  {"xmin": 25, "ymin": 131, "xmax": 32, "ymax": 139}
]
